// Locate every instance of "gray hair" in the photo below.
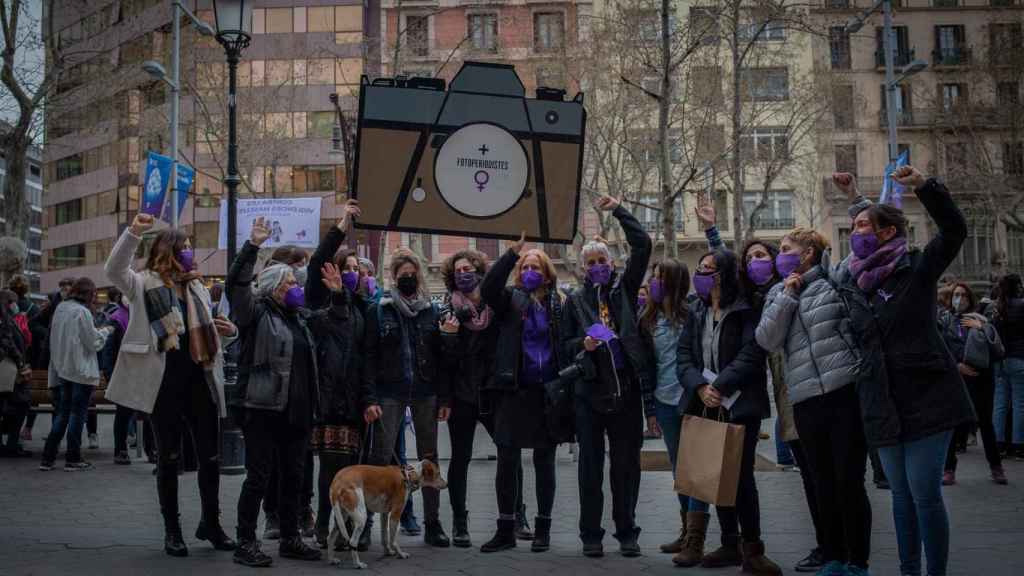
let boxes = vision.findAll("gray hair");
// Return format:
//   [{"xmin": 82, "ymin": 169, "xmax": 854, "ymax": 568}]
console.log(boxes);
[
  {"xmin": 358, "ymin": 257, "xmax": 376, "ymax": 276},
  {"xmin": 579, "ymin": 240, "xmax": 611, "ymax": 265},
  {"xmin": 256, "ymin": 263, "xmax": 292, "ymax": 297}
]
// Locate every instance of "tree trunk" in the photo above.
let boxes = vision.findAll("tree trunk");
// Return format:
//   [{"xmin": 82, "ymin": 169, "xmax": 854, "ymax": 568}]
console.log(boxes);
[
  {"xmin": 0, "ymin": 136, "xmax": 31, "ymax": 241},
  {"xmin": 729, "ymin": 4, "xmax": 745, "ymax": 249},
  {"xmin": 658, "ymin": 0, "xmax": 676, "ymax": 259}
]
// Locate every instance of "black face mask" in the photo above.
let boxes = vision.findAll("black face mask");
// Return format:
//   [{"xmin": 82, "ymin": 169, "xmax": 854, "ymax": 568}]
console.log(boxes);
[{"xmin": 396, "ymin": 275, "xmax": 418, "ymax": 297}]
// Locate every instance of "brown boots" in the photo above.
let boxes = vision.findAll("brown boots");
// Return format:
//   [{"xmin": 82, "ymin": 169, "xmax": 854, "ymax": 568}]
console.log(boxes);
[
  {"xmin": 701, "ymin": 533, "xmax": 743, "ymax": 567},
  {"xmin": 660, "ymin": 511, "xmax": 687, "ymax": 553},
  {"xmin": 671, "ymin": 511, "xmax": 709, "ymax": 567},
  {"xmin": 741, "ymin": 540, "xmax": 782, "ymax": 575}
]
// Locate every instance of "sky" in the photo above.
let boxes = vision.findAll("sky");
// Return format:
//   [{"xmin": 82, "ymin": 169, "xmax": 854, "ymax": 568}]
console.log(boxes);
[{"xmin": 0, "ymin": 0, "xmax": 47, "ymax": 129}]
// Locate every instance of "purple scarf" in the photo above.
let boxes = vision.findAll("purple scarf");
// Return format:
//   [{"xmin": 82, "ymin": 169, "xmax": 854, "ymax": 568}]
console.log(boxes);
[
  {"xmin": 848, "ymin": 237, "xmax": 908, "ymax": 293},
  {"xmin": 110, "ymin": 305, "xmax": 130, "ymax": 334}
]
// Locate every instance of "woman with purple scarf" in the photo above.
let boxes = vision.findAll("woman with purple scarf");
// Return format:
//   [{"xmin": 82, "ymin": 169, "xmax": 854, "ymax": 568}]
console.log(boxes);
[
  {"xmin": 99, "ymin": 287, "xmax": 136, "ymax": 465},
  {"xmin": 834, "ymin": 166, "xmax": 971, "ymax": 576}
]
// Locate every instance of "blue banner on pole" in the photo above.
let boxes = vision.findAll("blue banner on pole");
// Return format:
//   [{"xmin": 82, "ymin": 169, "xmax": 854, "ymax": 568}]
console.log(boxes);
[
  {"xmin": 139, "ymin": 151, "xmax": 195, "ymax": 223},
  {"xmin": 880, "ymin": 149, "xmax": 910, "ymax": 208}
]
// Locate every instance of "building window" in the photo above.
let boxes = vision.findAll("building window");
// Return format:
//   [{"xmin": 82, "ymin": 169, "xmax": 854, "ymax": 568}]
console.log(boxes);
[
  {"xmin": 469, "ymin": 14, "xmax": 498, "ymax": 52},
  {"xmin": 739, "ymin": 19, "xmax": 785, "ymax": 42},
  {"xmin": 954, "ymin": 207, "xmax": 994, "ymax": 276},
  {"xmin": 829, "ymin": 27, "xmax": 851, "ymax": 69},
  {"xmin": 307, "ymin": 6, "xmax": 333, "ymax": 33},
  {"xmin": 875, "ymin": 26, "xmax": 911, "ymax": 66},
  {"xmin": 945, "ymin": 142, "xmax": 971, "ymax": 175},
  {"xmin": 51, "ymin": 244, "xmax": 86, "ymax": 270},
  {"xmin": 534, "ymin": 12, "xmax": 564, "ymax": 53},
  {"xmin": 828, "ymin": 0, "xmax": 851, "ymax": 7},
  {"xmin": 934, "ymin": 25, "xmax": 967, "ymax": 65},
  {"xmin": 741, "ymin": 68, "xmax": 789, "ymax": 101},
  {"xmin": 477, "ymin": 237, "xmax": 499, "ymax": 260},
  {"xmin": 833, "ymin": 85, "xmax": 855, "ymax": 129},
  {"xmin": 1008, "ymin": 226, "xmax": 1024, "ymax": 268},
  {"xmin": 997, "ymin": 82, "xmax": 1020, "ymax": 107},
  {"xmin": 1005, "ymin": 142, "xmax": 1024, "ymax": 175},
  {"xmin": 406, "ymin": 15, "xmax": 429, "ymax": 56},
  {"xmin": 989, "ymin": 23, "xmax": 1022, "ymax": 66},
  {"xmin": 741, "ymin": 127, "xmax": 789, "ymax": 161},
  {"xmin": 991, "ymin": 0, "xmax": 1017, "ymax": 6},
  {"xmin": 55, "ymin": 153, "xmax": 84, "ymax": 181},
  {"xmin": 834, "ymin": 144, "xmax": 858, "ymax": 177},
  {"xmin": 837, "ymin": 228, "xmax": 851, "ymax": 260},
  {"xmin": 689, "ymin": 66, "xmax": 722, "ymax": 106},
  {"xmin": 266, "ymin": 8, "xmax": 293, "ymax": 34},
  {"xmin": 690, "ymin": 7, "xmax": 719, "ymax": 46},
  {"xmin": 939, "ymin": 83, "xmax": 968, "ymax": 111},
  {"xmin": 933, "ymin": 0, "xmax": 959, "ymax": 6},
  {"xmin": 743, "ymin": 191, "xmax": 795, "ymax": 230}
]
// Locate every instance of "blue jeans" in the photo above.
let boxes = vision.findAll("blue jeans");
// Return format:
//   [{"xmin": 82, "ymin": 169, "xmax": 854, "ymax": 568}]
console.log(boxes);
[
  {"xmin": 41, "ymin": 380, "xmax": 93, "ymax": 463},
  {"xmin": 655, "ymin": 400, "xmax": 710, "ymax": 514},
  {"xmin": 878, "ymin": 430, "xmax": 953, "ymax": 576},
  {"xmin": 775, "ymin": 418, "xmax": 794, "ymax": 465},
  {"xmin": 993, "ymin": 358, "xmax": 1024, "ymax": 444}
]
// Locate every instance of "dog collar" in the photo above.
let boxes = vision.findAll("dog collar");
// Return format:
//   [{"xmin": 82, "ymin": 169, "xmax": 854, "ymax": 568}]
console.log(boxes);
[{"xmin": 401, "ymin": 465, "xmax": 421, "ymax": 491}]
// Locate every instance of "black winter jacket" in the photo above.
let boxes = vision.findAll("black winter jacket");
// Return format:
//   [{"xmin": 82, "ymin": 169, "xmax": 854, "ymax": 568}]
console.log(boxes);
[
  {"xmin": 439, "ymin": 300, "xmax": 498, "ymax": 406},
  {"xmin": 994, "ymin": 298, "xmax": 1024, "ymax": 360},
  {"xmin": 677, "ymin": 298, "xmax": 771, "ymax": 423},
  {"xmin": 563, "ymin": 206, "xmax": 654, "ymax": 416},
  {"xmin": 364, "ymin": 297, "xmax": 445, "ymax": 406},
  {"xmin": 835, "ymin": 178, "xmax": 973, "ymax": 448}
]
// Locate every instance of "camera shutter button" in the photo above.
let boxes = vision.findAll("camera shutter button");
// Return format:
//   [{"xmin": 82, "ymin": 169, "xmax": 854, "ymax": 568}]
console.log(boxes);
[{"xmin": 545, "ymin": 111, "xmax": 559, "ymax": 125}]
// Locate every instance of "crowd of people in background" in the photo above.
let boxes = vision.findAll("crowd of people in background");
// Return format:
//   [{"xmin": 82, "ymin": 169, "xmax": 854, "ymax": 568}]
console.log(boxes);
[{"xmin": 3, "ymin": 164, "xmax": 1023, "ymax": 576}]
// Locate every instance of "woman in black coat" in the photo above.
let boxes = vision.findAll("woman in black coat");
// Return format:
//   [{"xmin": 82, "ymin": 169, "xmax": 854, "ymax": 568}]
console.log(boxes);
[
  {"xmin": 677, "ymin": 249, "xmax": 780, "ymax": 576},
  {"xmin": 834, "ymin": 166, "xmax": 970, "ymax": 576},
  {"xmin": 478, "ymin": 235, "xmax": 567, "ymax": 553}
]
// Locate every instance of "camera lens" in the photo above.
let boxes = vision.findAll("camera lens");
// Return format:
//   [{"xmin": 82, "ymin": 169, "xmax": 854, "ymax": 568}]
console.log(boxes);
[{"xmin": 545, "ymin": 110, "xmax": 559, "ymax": 125}]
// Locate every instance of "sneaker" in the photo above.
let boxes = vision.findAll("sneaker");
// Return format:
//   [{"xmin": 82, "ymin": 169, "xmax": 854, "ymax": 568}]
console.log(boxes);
[
  {"xmin": 582, "ymin": 542, "xmax": 604, "ymax": 558},
  {"xmin": 234, "ymin": 539, "xmax": 273, "ymax": 567},
  {"xmin": 794, "ymin": 548, "xmax": 826, "ymax": 572},
  {"xmin": 846, "ymin": 565, "xmax": 871, "ymax": 576},
  {"xmin": 619, "ymin": 536, "xmax": 641, "ymax": 557},
  {"xmin": 263, "ymin": 513, "xmax": 281, "ymax": 540},
  {"xmin": 942, "ymin": 470, "xmax": 956, "ymax": 486},
  {"xmin": 88, "ymin": 433, "xmax": 99, "ymax": 450},
  {"xmin": 64, "ymin": 461, "xmax": 94, "ymax": 471},
  {"xmin": 991, "ymin": 466, "xmax": 1009, "ymax": 485},
  {"xmin": 279, "ymin": 536, "xmax": 322, "ymax": 561},
  {"xmin": 39, "ymin": 460, "xmax": 55, "ymax": 471},
  {"xmin": 114, "ymin": 451, "xmax": 132, "ymax": 465},
  {"xmin": 814, "ymin": 561, "xmax": 848, "ymax": 576}
]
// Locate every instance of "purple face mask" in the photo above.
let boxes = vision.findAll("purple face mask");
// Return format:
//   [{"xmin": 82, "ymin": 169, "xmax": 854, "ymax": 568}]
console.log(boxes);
[
  {"xmin": 774, "ymin": 253, "xmax": 802, "ymax": 278},
  {"xmin": 455, "ymin": 271, "xmax": 481, "ymax": 294},
  {"xmin": 850, "ymin": 232, "xmax": 879, "ymax": 259},
  {"xmin": 637, "ymin": 296, "xmax": 647, "ymax": 310},
  {"xmin": 364, "ymin": 276, "xmax": 377, "ymax": 295},
  {"xmin": 746, "ymin": 259, "xmax": 775, "ymax": 286},
  {"xmin": 693, "ymin": 273, "xmax": 717, "ymax": 301},
  {"xmin": 284, "ymin": 286, "xmax": 305, "ymax": 309},
  {"xmin": 176, "ymin": 249, "xmax": 194, "ymax": 272},
  {"xmin": 341, "ymin": 271, "xmax": 359, "ymax": 292},
  {"xmin": 587, "ymin": 263, "xmax": 612, "ymax": 286},
  {"xmin": 520, "ymin": 269, "xmax": 544, "ymax": 292},
  {"xmin": 649, "ymin": 278, "xmax": 665, "ymax": 304}
]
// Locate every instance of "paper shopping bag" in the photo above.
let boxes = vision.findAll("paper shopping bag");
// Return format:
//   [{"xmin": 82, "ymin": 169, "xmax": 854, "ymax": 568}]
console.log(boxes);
[{"xmin": 674, "ymin": 413, "xmax": 746, "ymax": 507}]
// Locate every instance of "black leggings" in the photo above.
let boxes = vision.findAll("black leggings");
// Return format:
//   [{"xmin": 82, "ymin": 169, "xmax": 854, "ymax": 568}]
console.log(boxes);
[
  {"xmin": 496, "ymin": 444, "xmax": 555, "ymax": 519},
  {"xmin": 151, "ymin": 374, "xmax": 221, "ymax": 526},
  {"xmin": 788, "ymin": 439, "xmax": 824, "ymax": 550},
  {"xmin": 113, "ymin": 404, "xmax": 135, "ymax": 453},
  {"xmin": 946, "ymin": 371, "xmax": 1001, "ymax": 471},
  {"xmin": 448, "ymin": 398, "xmax": 523, "ymax": 519},
  {"xmin": 713, "ymin": 421, "xmax": 762, "ymax": 544},
  {"xmin": 316, "ymin": 452, "xmax": 359, "ymax": 538}
]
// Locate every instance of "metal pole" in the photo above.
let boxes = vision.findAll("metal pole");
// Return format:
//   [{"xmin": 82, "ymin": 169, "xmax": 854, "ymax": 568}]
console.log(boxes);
[
  {"xmin": 226, "ymin": 47, "xmax": 240, "ymax": 267},
  {"xmin": 170, "ymin": 1, "xmax": 181, "ymax": 229},
  {"xmin": 882, "ymin": 0, "xmax": 898, "ymax": 166}
]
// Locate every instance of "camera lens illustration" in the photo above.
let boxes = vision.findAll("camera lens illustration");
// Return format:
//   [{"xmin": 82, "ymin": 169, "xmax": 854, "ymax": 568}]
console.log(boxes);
[{"xmin": 434, "ymin": 122, "xmax": 529, "ymax": 218}]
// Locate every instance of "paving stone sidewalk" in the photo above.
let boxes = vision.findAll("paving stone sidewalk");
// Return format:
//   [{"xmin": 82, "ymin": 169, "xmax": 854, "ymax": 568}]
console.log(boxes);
[{"xmin": 1, "ymin": 417, "xmax": 1022, "ymax": 576}]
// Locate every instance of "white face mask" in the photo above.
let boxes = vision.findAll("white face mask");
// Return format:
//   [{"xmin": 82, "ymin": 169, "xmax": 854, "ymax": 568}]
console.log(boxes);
[{"xmin": 952, "ymin": 295, "xmax": 964, "ymax": 312}]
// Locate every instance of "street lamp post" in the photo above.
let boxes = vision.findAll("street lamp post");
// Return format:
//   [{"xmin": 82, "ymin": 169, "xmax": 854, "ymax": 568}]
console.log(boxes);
[
  {"xmin": 845, "ymin": 0, "xmax": 927, "ymax": 166},
  {"xmin": 213, "ymin": 0, "xmax": 252, "ymax": 476},
  {"xmin": 141, "ymin": 2, "xmax": 214, "ymax": 229}
]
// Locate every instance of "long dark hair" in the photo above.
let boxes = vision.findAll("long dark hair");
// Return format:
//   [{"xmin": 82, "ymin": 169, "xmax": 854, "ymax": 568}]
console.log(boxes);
[
  {"xmin": 950, "ymin": 281, "xmax": 978, "ymax": 314},
  {"xmin": 737, "ymin": 239, "xmax": 780, "ymax": 304},
  {"xmin": 698, "ymin": 249, "xmax": 740, "ymax": 309},
  {"xmin": 640, "ymin": 258, "xmax": 690, "ymax": 334},
  {"xmin": 145, "ymin": 229, "xmax": 190, "ymax": 286},
  {"xmin": 997, "ymin": 274, "xmax": 1023, "ymax": 319},
  {"xmin": 70, "ymin": 277, "xmax": 97, "ymax": 305},
  {"xmin": 441, "ymin": 249, "xmax": 489, "ymax": 293}
]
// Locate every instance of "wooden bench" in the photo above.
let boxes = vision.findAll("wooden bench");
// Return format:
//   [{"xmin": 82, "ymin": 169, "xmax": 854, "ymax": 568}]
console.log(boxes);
[{"xmin": 29, "ymin": 370, "xmax": 114, "ymax": 413}]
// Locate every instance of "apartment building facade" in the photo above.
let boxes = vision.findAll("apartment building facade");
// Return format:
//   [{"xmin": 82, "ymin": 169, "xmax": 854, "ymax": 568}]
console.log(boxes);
[
  {"xmin": 0, "ymin": 129, "xmax": 44, "ymax": 298},
  {"xmin": 814, "ymin": 0, "xmax": 1024, "ymax": 282},
  {"xmin": 41, "ymin": 0, "xmax": 379, "ymax": 293}
]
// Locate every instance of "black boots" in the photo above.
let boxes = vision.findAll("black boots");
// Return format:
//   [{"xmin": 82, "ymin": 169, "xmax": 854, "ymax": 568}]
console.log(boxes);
[
  {"xmin": 480, "ymin": 519, "xmax": 517, "ymax": 553},
  {"xmin": 452, "ymin": 514, "xmax": 472, "ymax": 548},
  {"xmin": 163, "ymin": 515, "xmax": 188, "ymax": 557},
  {"xmin": 234, "ymin": 532, "xmax": 273, "ymax": 568},
  {"xmin": 515, "ymin": 506, "xmax": 534, "ymax": 540},
  {"xmin": 196, "ymin": 519, "xmax": 237, "ymax": 551},
  {"xmin": 424, "ymin": 520, "xmax": 451, "ymax": 547},
  {"xmin": 531, "ymin": 517, "xmax": 551, "ymax": 553},
  {"xmin": 279, "ymin": 536, "xmax": 322, "ymax": 561}
]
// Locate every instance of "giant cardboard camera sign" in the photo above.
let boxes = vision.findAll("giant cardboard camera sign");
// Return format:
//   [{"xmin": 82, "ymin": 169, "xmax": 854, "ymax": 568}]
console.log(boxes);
[{"xmin": 351, "ymin": 61, "xmax": 586, "ymax": 244}]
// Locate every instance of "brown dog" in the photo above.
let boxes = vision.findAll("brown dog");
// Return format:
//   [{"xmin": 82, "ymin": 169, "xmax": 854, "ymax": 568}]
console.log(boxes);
[{"xmin": 328, "ymin": 460, "xmax": 447, "ymax": 569}]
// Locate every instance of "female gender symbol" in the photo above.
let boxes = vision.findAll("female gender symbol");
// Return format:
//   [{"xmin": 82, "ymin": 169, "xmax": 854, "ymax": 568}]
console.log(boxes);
[{"xmin": 474, "ymin": 170, "xmax": 490, "ymax": 192}]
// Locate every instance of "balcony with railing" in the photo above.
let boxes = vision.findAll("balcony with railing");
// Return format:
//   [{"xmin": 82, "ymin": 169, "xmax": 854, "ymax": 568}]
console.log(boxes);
[
  {"xmin": 932, "ymin": 47, "xmax": 972, "ymax": 68},
  {"xmin": 751, "ymin": 217, "xmax": 796, "ymax": 230},
  {"xmin": 823, "ymin": 176, "xmax": 885, "ymax": 200},
  {"xmin": 878, "ymin": 108, "xmax": 917, "ymax": 127},
  {"xmin": 875, "ymin": 48, "xmax": 916, "ymax": 69}
]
